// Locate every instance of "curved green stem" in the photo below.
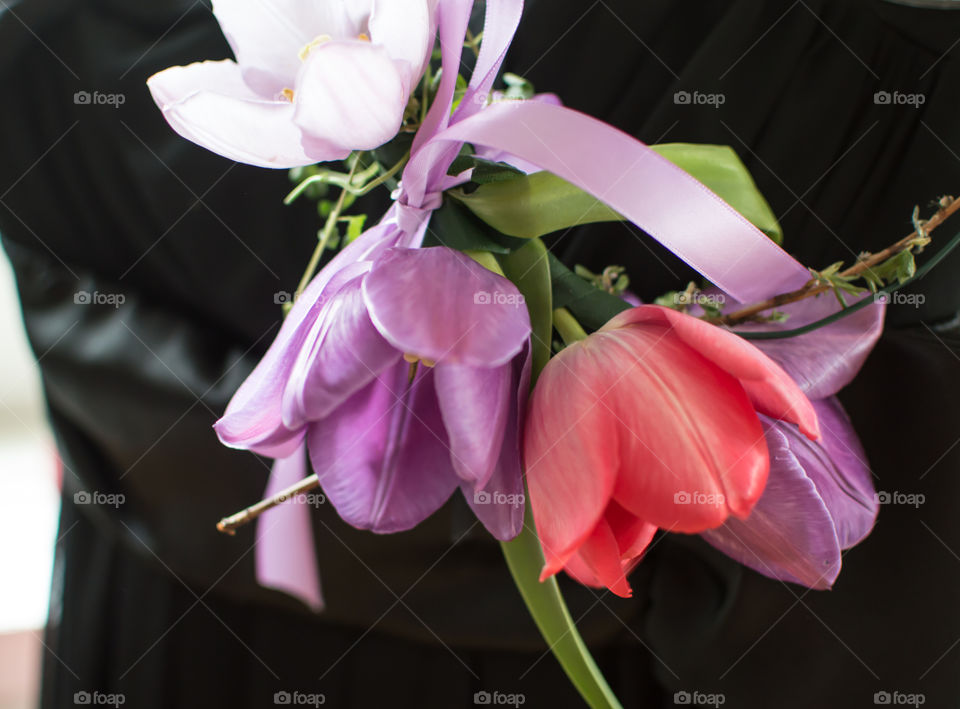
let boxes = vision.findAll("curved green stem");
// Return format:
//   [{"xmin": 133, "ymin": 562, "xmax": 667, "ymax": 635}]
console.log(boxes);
[
  {"xmin": 553, "ymin": 307, "xmax": 589, "ymax": 345},
  {"xmin": 501, "ymin": 506, "xmax": 623, "ymax": 709}
]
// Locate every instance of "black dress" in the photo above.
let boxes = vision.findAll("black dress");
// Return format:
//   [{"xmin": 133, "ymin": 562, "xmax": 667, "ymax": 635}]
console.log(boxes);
[{"xmin": 0, "ymin": 0, "xmax": 956, "ymax": 706}]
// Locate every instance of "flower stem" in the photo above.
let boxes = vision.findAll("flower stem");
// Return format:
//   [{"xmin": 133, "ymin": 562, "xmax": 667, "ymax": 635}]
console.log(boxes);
[
  {"xmin": 284, "ymin": 160, "xmax": 362, "ymax": 315},
  {"xmin": 501, "ymin": 504, "xmax": 624, "ymax": 709},
  {"xmin": 553, "ymin": 307, "xmax": 589, "ymax": 345}
]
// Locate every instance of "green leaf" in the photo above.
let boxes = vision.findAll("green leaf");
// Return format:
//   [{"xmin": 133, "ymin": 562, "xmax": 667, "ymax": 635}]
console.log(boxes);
[
  {"xmin": 425, "ymin": 197, "xmax": 514, "ymax": 254},
  {"xmin": 449, "ymin": 171, "xmax": 622, "ymax": 239},
  {"xmin": 342, "ymin": 214, "xmax": 367, "ymax": 245},
  {"xmin": 549, "ymin": 253, "xmax": 630, "ymax": 331},
  {"xmin": 502, "ymin": 72, "xmax": 536, "ymax": 100},
  {"xmin": 650, "ymin": 143, "xmax": 783, "ymax": 244},
  {"xmin": 448, "ymin": 155, "xmax": 526, "ymax": 185},
  {"xmin": 497, "ymin": 238, "xmax": 553, "ymax": 376},
  {"xmin": 449, "ymin": 143, "xmax": 782, "ymax": 243},
  {"xmin": 501, "ymin": 498, "xmax": 623, "ymax": 709}
]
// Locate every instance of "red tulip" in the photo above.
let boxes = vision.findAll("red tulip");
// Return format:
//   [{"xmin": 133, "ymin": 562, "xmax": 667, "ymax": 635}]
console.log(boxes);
[{"xmin": 525, "ymin": 305, "xmax": 819, "ymax": 597}]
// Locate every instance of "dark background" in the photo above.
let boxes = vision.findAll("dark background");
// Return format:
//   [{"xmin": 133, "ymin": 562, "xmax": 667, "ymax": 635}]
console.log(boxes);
[{"xmin": 0, "ymin": 0, "xmax": 957, "ymax": 706}]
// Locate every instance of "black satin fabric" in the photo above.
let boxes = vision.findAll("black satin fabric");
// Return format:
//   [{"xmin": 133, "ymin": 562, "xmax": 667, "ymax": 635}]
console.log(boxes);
[{"xmin": 0, "ymin": 0, "xmax": 957, "ymax": 707}]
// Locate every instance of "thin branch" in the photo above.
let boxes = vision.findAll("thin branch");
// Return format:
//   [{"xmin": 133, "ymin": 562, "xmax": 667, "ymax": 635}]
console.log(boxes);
[
  {"xmin": 217, "ymin": 474, "xmax": 319, "ymax": 535},
  {"xmin": 715, "ymin": 195, "xmax": 960, "ymax": 326}
]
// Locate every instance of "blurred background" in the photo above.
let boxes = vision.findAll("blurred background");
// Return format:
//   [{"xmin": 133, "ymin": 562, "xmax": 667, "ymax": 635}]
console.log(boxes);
[{"xmin": 0, "ymin": 252, "xmax": 59, "ymax": 709}]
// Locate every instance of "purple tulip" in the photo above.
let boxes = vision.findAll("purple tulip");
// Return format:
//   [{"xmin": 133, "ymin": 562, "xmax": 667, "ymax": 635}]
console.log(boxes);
[
  {"xmin": 699, "ymin": 293, "xmax": 884, "ymax": 588},
  {"xmin": 147, "ymin": 0, "xmax": 438, "ymax": 168},
  {"xmin": 216, "ymin": 245, "xmax": 531, "ymax": 540}
]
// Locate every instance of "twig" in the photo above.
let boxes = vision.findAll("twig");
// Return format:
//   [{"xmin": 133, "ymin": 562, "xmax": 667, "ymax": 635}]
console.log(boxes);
[
  {"xmin": 217, "ymin": 474, "xmax": 319, "ymax": 535},
  {"xmin": 716, "ymin": 195, "xmax": 960, "ymax": 326}
]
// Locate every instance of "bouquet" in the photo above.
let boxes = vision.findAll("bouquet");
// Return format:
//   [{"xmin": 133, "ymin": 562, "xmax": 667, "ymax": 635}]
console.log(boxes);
[{"xmin": 147, "ymin": 1, "xmax": 959, "ymax": 705}]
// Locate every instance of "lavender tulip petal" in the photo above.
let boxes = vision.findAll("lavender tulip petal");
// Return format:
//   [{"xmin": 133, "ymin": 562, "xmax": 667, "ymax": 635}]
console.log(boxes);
[
  {"xmin": 212, "ymin": 0, "xmax": 369, "ymax": 95},
  {"xmin": 147, "ymin": 60, "xmax": 324, "ymax": 169},
  {"xmin": 702, "ymin": 422, "xmax": 842, "ymax": 590},
  {"xmin": 307, "ymin": 361, "xmax": 459, "ymax": 533},
  {"xmin": 214, "ymin": 259, "xmax": 373, "ymax": 457},
  {"xmin": 369, "ymin": 0, "xmax": 434, "ymax": 91},
  {"xmin": 708, "ymin": 289, "xmax": 886, "ymax": 400},
  {"xmin": 282, "ymin": 275, "xmax": 402, "ymax": 430},
  {"xmin": 363, "ymin": 247, "xmax": 531, "ymax": 367},
  {"xmin": 434, "ymin": 362, "xmax": 511, "ymax": 486},
  {"xmin": 256, "ymin": 446, "xmax": 323, "ymax": 611},
  {"xmin": 294, "ymin": 41, "xmax": 407, "ymax": 155},
  {"xmin": 461, "ymin": 344, "xmax": 531, "ymax": 540},
  {"xmin": 777, "ymin": 398, "xmax": 877, "ymax": 549}
]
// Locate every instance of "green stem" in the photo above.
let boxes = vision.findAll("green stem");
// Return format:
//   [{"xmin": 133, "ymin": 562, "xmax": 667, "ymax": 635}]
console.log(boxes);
[
  {"xmin": 553, "ymin": 307, "xmax": 589, "ymax": 345},
  {"xmin": 501, "ymin": 502, "xmax": 624, "ymax": 709},
  {"xmin": 284, "ymin": 160, "xmax": 360, "ymax": 315},
  {"xmin": 351, "ymin": 151, "xmax": 408, "ymax": 197}
]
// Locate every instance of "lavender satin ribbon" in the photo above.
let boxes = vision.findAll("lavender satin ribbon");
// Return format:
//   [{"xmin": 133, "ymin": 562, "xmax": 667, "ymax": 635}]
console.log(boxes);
[
  {"xmin": 413, "ymin": 99, "xmax": 813, "ymax": 303},
  {"xmin": 257, "ymin": 445, "xmax": 323, "ymax": 611}
]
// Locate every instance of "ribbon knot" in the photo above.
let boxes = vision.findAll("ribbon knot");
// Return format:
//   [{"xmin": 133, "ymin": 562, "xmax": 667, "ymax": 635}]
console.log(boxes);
[{"xmin": 393, "ymin": 185, "xmax": 444, "ymax": 235}]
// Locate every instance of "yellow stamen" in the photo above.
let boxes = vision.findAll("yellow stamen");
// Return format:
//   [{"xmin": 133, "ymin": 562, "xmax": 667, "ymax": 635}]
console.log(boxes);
[
  {"xmin": 298, "ymin": 34, "xmax": 332, "ymax": 61},
  {"xmin": 357, "ymin": 33, "xmax": 370, "ymax": 42},
  {"xmin": 281, "ymin": 88, "xmax": 295, "ymax": 102},
  {"xmin": 403, "ymin": 353, "xmax": 437, "ymax": 368}
]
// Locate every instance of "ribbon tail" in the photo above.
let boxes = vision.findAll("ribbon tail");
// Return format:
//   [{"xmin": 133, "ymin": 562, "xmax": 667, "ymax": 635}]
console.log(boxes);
[{"xmin": 255, "ymin": 445, "xmax": 324, "ymax": 612}]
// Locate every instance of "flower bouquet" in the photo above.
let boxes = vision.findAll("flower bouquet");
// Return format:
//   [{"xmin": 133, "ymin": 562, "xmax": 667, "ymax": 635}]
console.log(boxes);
[{"xmin": 147, "ymin": 1, "xmax": 960, "ymax": 706}]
